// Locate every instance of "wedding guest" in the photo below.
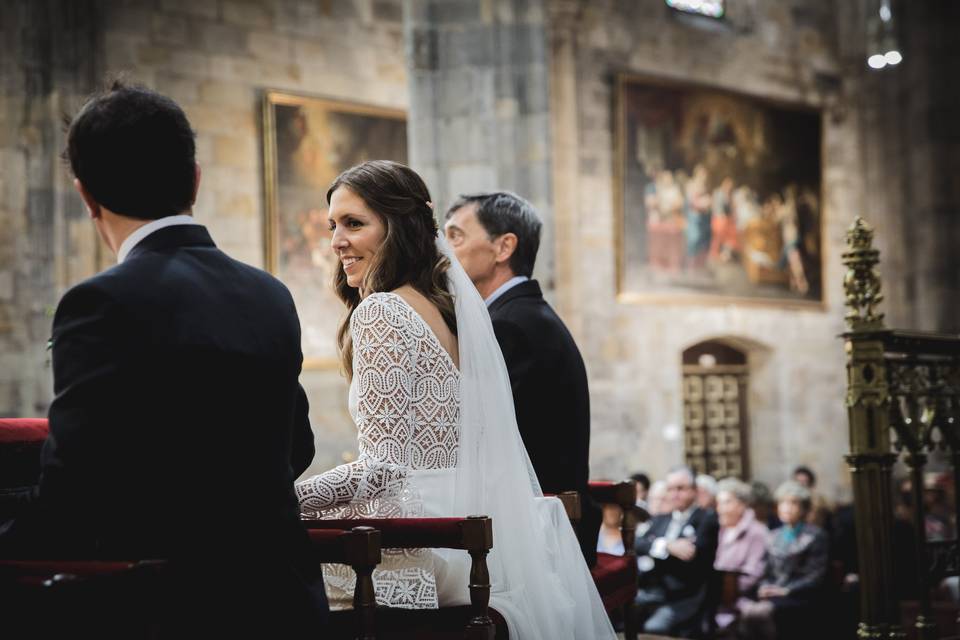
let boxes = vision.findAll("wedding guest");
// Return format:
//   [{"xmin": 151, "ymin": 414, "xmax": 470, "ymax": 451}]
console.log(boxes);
[
  {"xmin": 739, "ymin": 481, "xmax": 828, "ymax": 640},
  {"xmin": 792, "ymin": 465, "xmax": 833, "ymax": 531},
  {"xmin": 714, "ymin": 478, "xmax": 768, "ymax": 596},
  {"xmin": 696, "ymin": 473, "xmax": 719, "ymax": 510},
  {"xmin": 633, "ymin": 466, "xmax": 720, "ymax": 637},
  {"xmin": 444, "ymin": 191, "xmax": 600, "ymax": 567},
  {"xmin": 597, "ymin": 503, "xmax": 626, "ymax": 555},
  {"xmin": 648, "ymin": 480, "xmax": 669, "ymax": 515},
  {"xmin": 631, "ymin": 471, "xmax": 651, "ymax": 511}
]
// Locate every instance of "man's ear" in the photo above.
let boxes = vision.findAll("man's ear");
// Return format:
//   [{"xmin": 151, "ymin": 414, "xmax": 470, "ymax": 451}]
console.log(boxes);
[
  {"xmin": 74, "ymin": 178, "xmax": 101, "ymax": 220},
  {"xmin": 192, "ymin": 162, "xmax": 202, "ymax": 205},
  {"xmin": 494, "ymin": 233, "xmax": 518, "ymax": 265}
]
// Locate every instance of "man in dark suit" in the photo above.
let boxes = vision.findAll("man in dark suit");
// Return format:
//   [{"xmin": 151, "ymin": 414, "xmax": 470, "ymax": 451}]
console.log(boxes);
[
  {"xmin": 444, "ymin": 192, "xmax": 601, "ymax": 567},
  {"xmin": 634, "ymin": 466, "xmax": 720, "ymax": 637},
  {"xmin": 0, "ymin": 83, "xmax": 327, "ymax": 637}
]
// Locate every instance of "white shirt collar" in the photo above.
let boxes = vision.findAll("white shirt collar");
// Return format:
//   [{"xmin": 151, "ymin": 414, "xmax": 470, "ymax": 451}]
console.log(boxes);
[
  {"xmin": 672, "ymin": 504, "xmax": 697, "ymax": 522},
  {"xmin": 117, "ymin": 214, "xmax": 202, "ymax": 263},
  {"xmin": 484, "ymin": 275, "xmax": 529, "ymax": 308}
]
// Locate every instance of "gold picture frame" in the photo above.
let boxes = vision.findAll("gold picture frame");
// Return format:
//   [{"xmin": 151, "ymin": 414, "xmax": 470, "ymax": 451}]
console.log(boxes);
[
  {"xmin": 614, "ymin": 73, "xmax": 826, "ymax": 309},
  {"xmin": 262, "ymin": 91, "xmax": 407, "ymax": 368}
]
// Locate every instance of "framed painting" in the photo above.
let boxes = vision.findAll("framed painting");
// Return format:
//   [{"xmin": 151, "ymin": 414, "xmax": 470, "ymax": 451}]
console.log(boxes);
[
  {"xmin": 262, "ymin": 91, "xmax": 407, "ymax": 367},
  {"xmin": 615, "ymin": 74, "xmax": 824, "ymax": 307}
]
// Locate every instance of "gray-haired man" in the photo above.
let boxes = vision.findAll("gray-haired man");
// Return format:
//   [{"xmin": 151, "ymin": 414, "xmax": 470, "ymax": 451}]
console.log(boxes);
[{"xmin": 444, "ymin": 192, "xmax": 600, "ymax": 567}]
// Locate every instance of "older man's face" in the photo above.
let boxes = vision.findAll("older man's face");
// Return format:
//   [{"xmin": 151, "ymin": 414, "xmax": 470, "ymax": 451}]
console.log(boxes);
[
  {"xmin": 666, "ymin": 471, "xmax": 697, "ymax": 513},
  {"xmin": 445, "ymin": 204, "xmax": 499, "ymax": 288}
]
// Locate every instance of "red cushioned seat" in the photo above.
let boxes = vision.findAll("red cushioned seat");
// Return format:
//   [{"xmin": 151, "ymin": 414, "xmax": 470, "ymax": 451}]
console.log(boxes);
[
  {"xmin": 0, "ymin": 418, "xmax": 49, "ymax": 443},
  {"xmin": 591, "ymin": 552, "xmax": 639, "ymax": 612}
]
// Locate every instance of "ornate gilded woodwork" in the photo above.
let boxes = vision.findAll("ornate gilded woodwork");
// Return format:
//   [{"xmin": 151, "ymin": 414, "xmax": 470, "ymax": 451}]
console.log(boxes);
[
  {"xmin": 843, "ymin": 217, "xmax": 885, "ymax": 332},
  {"xmin": 843, "ymin": 217, "xmax": 960, "ymax": 640}
]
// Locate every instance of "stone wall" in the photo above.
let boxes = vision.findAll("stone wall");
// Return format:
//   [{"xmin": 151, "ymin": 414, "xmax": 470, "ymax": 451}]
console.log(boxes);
[
  {"xmin": 0, "ymin": 0, "xmax": 408, "ymax": 479},
  {"xmin": 2, "ymin": 0, "xmax": 955, "ymax": 501},
  {"xmin": 547, "ymin": 0, "xmax": 858, "ymax": 500}
]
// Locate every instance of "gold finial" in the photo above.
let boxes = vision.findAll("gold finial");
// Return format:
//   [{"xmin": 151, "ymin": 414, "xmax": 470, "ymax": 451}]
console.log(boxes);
[{"xmin": 842, "ymin": 217, "xmax": 885, "ymax": 331}]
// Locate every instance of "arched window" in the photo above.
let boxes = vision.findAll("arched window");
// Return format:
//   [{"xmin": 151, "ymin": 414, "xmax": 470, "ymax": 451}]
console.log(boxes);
[{"xmin": 682, "ymin": 341, "xmax": 749, "ymax": 478}]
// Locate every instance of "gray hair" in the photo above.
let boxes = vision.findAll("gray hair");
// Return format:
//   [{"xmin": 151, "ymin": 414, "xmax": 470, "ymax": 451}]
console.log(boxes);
[
  {"xmin": 666, "ymin": 465, "xmax": 696, "ymax": 487},
  {"xmin": 774, "ymin": 480, "xmax": 812, "ymax": 511},
  {"xmin": 445, "ymin": 191, "xmax": 542, "ymax": 277},
  {"xmin": 696, "ymin": 474, "xmax": 718, "ymax": 495},
  {"xmin": 717, "ymin": 478, "xmax": 752, "ymax": 504}
]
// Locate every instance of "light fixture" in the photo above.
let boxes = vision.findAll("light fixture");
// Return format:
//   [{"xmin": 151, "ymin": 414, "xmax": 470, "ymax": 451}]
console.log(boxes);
[{"xmin": 866, "ymin": 0, "xmax": 903, "ymax": 71}]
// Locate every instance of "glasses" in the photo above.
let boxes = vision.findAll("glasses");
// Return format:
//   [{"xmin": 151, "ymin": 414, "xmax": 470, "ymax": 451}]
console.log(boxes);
[{"xmin": 666, "ymin": 484, "xmax": 694, "ymax": 492}]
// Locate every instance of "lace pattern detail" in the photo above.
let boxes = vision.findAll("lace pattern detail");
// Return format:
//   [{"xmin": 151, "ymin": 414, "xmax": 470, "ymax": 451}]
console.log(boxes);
[{"xmin": 296, "ymin": 292, "xmax": 460, "ymax": 609}]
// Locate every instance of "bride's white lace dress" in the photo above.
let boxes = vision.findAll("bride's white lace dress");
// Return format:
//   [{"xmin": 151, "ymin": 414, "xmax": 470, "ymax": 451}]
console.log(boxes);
[
  {"xmin": 297, "ymin": 241, "xmax": 616, "ymax": 639},
  {"xmin": 296, "ymin": 292, "xmax": 461, "ymax": 609}
]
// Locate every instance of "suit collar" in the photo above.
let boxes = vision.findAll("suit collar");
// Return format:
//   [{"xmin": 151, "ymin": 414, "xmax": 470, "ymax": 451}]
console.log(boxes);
[
  {"xmin": 125, "ymin": 224, "xmax": 215, "ymax": 262},
  {"xmin": 487, "ymin": 279, "xmax": 542, "ymax": 314}
]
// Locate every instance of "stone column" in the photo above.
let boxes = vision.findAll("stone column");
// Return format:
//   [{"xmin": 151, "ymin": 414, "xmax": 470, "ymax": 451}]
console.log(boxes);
[{"xmin": 404, "ymin": 0, "xmax": 555, "ymax": 287}]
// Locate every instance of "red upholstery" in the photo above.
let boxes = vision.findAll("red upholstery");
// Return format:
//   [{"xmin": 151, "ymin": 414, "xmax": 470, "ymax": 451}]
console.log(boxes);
[
  {"xmin": 0, "ymin": 418, "xmax": 49, "ymax": 443},
  {"xmin": 591, "ymin": 552, "xmax": 638, "ymax": 612},
  {"xmin": 0, "ymin": 418, "xmax": 49, "ymax": 494},
  {"xmin": 305, "ymin": 517, "xmax": 480, "ymax": 550}
]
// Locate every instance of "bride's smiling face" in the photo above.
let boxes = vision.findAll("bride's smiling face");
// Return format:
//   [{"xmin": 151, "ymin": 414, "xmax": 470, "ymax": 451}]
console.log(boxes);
[{"xmin": 328, "ymin": 186, "xmax": 387, "ymax": 290}]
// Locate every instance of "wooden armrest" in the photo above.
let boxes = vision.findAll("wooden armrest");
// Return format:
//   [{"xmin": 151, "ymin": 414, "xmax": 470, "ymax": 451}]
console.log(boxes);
[
  {"xmin": 308, "ymin": 526, "xmax": 379, "ymax": 640},
  {"xmin": 305, "ymin": 516, "xmax": 494, "ymax": 633},
  {"xmin": 304, "ymin": 516, "xmax": 493, "ymax": 551},
  {"xmin": 546, "ymin": 491, "xmax": 581, "ymax": 523}
]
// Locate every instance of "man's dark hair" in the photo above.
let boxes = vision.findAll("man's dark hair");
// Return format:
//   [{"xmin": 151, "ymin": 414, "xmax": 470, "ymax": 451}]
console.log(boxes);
[
  {"xmin": 66, "ymin": 81, "xmax": 197, "ymax": 220},
  {"xmin": 630, "ymin": 472, "xmax": 651, "ymax": 492},
  {"xmin": 446, "ymin": 191, "xmax": 542, "ymax": 277},
  {"xmin": 793, "ymin": 465, "xmax": 816, "ymax": 487}
]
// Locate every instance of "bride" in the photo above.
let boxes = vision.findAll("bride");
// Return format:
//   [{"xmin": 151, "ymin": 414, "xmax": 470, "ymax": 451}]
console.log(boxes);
[{"xmin": 296, "ymin": 160, "xmax": 615, "ymax": 639}]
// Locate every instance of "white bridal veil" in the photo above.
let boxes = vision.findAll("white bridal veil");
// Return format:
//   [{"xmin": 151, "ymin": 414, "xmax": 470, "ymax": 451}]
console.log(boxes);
[{"xmin": 437, "ymin": 235, "xmax": 615, "ymax": 640}]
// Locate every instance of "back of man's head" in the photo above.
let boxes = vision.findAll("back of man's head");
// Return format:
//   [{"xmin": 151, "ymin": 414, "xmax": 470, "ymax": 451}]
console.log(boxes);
[
  {"xmin": 446, "ymin": 191, "xmax": 542, "ymax": 277},
  {"xmin": 66, "ymin": 81, "xmax": 196, "ymax": 220}
]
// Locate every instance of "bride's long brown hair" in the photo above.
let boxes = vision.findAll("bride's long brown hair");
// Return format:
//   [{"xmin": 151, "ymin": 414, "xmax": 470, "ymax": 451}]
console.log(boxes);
[{"xmin": 328, "ymin": 160, "xmax": 456, "ymax": 379}]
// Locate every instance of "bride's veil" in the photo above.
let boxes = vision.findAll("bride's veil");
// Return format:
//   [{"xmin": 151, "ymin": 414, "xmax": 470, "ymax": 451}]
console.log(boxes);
[{"xmin": 437, "ymin": 235, "xmax": 614, "ymax": 640}]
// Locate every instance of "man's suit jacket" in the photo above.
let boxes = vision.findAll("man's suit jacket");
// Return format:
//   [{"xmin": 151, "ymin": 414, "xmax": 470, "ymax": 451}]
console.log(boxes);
[
  {"xmin": 635, "ymin": 507, "xmax": 720, "ymax": 599},
  {"xmin": 1, "ymin": 225, "xmax": 327, "ymax": 633},
  {"xmin": 488, "ymin": 279, "xmax": 601, "ymax": 566}
]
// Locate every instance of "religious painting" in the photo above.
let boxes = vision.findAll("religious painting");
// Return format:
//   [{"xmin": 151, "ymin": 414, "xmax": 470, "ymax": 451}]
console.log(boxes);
[
  {"xmin": 615, "ymin": 75, "xmax": 823, "ymax": 306},
  {"xmin": 262, "ymin": 91, "xmax": 407, "ymax": 367}
]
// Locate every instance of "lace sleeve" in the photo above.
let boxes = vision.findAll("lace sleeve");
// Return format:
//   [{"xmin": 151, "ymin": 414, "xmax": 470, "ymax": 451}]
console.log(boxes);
[{"xmin": 296, "ymin": 294, "xmax": 416, "ymax": 515}]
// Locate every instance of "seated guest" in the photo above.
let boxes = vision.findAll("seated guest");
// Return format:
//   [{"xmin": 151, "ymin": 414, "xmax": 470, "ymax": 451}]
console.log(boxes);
[
  {"xmin": 696, "ymin": 473, "xmax": 718, "ymax": 510},
  {"xmin": 715, "ymin": 478, "xmax": 768, "ymax": 593},
  {"xmin": 751, "ymin": 480, "xmax": 781, "ymax": 530},
  {"xmin": 792, "ymin": 465, "xmax": 833, "ymax": 531},
  {"xmin": 631, "ymin": 471, "xmax": 652, "ymax": 511},
  {"xmin": 714, "ymin": 478, "xmax": 768, "ymax": 630},
  {"xmin": 0, "ymin": 83, "xmax": 326, "ymax": 637},
  {"xmin": 648, "ymin": 480, "xmax": 668, "ymax": 515},
  {"xmin": 634, "ymin": 466, "xmax": 720, "ymax": 637},
  {"xmin": 597, "ymin": 503, "xmax": 625, "ymax": 555},
  {"xmin": 739, "ymin": 481, "xmax": 828, "ymax": 640}
]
